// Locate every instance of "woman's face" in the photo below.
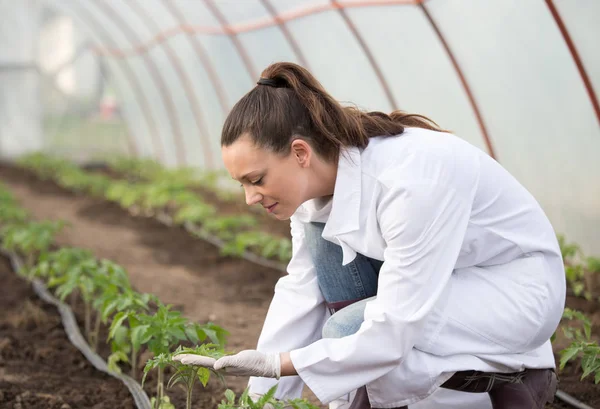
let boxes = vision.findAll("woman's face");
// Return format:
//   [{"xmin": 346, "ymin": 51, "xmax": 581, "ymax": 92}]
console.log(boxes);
[{"xmin": 221, "ymin": 134, "xmax": 313, "ymax": 220}]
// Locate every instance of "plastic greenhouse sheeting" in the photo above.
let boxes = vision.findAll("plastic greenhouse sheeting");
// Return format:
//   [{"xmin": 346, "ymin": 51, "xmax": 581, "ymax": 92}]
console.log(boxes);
[{"xmin": 0, "ymin": 0, "xmax": 599, "ymax": 256}]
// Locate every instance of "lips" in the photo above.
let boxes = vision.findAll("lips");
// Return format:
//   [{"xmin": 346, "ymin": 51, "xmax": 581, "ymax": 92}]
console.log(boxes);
[{"xmin": 264, "ymin": 203, "xmax": 278, "ymax": 213}]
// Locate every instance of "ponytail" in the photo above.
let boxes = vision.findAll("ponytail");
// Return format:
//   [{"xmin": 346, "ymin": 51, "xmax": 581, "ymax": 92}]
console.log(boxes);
[{"xmin": 221, "ymin": 62, "xmax": 446, "ymax": 161}]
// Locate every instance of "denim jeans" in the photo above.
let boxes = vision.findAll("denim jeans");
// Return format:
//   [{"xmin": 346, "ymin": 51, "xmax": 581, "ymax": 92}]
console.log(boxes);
[{"xmin": 304, "ymin": 222, "xmax": 382, "ymax": 339}]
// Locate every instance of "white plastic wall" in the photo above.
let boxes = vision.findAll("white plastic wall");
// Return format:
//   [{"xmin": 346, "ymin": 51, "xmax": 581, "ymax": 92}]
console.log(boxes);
[
  {"xmin": 1, "ymin": 0, "xmax": 598, "ymax": 255},
  {"xmin": 0, "ymin": 0, "xmax": 43, "ymax": 159}
]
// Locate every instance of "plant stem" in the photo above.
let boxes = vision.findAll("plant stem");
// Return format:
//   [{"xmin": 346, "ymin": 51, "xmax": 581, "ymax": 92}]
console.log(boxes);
[
  {"xmin": 84, "ymin": 301, "xmax": 91, "ymax": 343},
  {"xmin": 154, "ymin": 368, "xmax": 163, "ymax": 409},
  {"xmin": 92, "ymin": 311, "xmax": 102, "ymax": 351},
  {"xmin": 186, "ymin": 379, "xmax": 193, "ymax": 409},
  {"xmin": 131, "ymin": 348, "xmax": 137, "ymax": 380}
]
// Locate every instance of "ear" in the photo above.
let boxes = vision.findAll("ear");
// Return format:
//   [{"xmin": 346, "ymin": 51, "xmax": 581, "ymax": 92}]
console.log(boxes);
[{"xmin": 290, "ymin": 139, "xmax": 312, "ymax": 168}]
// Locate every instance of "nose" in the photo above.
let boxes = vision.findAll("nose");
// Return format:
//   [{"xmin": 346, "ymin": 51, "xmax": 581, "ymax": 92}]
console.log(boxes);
[{"xmin": 244, "ymin": 186, "xmax": 262, "ymax": 206}]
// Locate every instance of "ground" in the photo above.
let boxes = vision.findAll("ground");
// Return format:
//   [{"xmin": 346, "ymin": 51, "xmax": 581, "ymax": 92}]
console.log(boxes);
[{"xmin": 0, "ymin": 164, "xmax": 598, "ymax": 408}]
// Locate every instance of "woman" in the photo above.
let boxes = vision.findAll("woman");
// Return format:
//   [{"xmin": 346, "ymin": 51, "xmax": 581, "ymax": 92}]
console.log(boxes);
[{"xmin": 175, "ymin": 62, "xmax": 565, "ymax": 409}]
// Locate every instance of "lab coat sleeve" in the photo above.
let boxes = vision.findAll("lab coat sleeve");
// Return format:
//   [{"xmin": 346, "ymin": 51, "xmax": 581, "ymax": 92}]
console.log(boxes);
[
  {"xmin": 289, "ymin": 181, "xmax": 473, "ymax": 403},
  {"xmin": 248, "ymin": 215, "xmax": 329, "ymax": 400}
]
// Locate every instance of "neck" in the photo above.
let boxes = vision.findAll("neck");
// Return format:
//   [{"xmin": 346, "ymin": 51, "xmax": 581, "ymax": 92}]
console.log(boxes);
[{"xmin": 308, "ymin": 157, "xmax": 337, "ymax": 199}]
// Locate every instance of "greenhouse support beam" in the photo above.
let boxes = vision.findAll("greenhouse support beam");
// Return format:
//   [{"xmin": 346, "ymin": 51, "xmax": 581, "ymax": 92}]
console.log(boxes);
[
  {"xmin": 331, "ymin": 0, "xmax": 398, "ymax": 111},
  {"xmin": 71, "ymin": 3, "xmax": 164, "ymax": 161},
  {"xmin": 86, "ymin": 1, "xmax": 423, "ymax": 57},
  {"xmin": 125, "ymin": 0, "xmax": 214, "ymax": 168},
  {"xmin": 259, "ymin": 0, "xmax": 310, "ymax": 69},
  {"xmin": 203, "ymin": 0, "xmax": 258, "ymax": 81},
  {"xmin": 93, "ymin": 0, "xmax": 188, "ymax": 166},
  {"xmin": 418, "ymin": 2, "xmax": 497, "ymax": 160},
  {"xmin": 545, "ymin": 0, "xmax": 600, "ymax": 128},
  {"xmin": 161, "ymin": 0, "xmax": 231, "ymax": 116}
]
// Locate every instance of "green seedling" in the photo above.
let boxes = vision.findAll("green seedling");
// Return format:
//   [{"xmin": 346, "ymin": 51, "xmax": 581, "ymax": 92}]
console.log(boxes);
[
  {"xmin": 221, "ymin": 231, "xmax": 292, "ymax": 262},
  {"xmin": 17, "ymin": 152, "xmax": 75, "ymax": 180},
  {"xmin": 204, "ymin": 215, "xmax": 257, "ymax": 241},
  {"xmin": 173, "ymin": 200, "xmax": 217, "ymax": 225},
  {"xmin": 109, "ymin": 156, "xmax": 165, "ymax": 181},
  {"xmin": 105, "ymin": 288, "xmax": 158, "ymax": 378},
  {"xmin": 105, "ymin": 181, "xmax": 147, "ymax": 210},
  {"xmin": 219, "ymin": 384, "xmax": 321, "ymax": 409},
  {"xmin": 56, "ymin": 167, "xmax": 112, "ymax": 197},
  {"xmin": 1, "ymin": 220, "xmax": 66, "ymax": 268},
  {"xmin": 46, "ymin": 256, "xmax": 124, "ymax": 350},
  {"xmin": 169, "ymin": 345, "xmax": 226, "ymax": 409},
  {"xmin": 0, "ymin": 204, "xmax": 28, "ymax": 225},
  {"xmin": 137, "ymin": 302, "xmax": 193, "ymax": 403},
  {"xmin": 29, "ymin": 247, "xmax": 95, "ymax": 309},
  {"xmin": 0, "ymin": 184, "xmax": 17, "ymax": 204},
  {"xmin": 559, "ymin": 308, "xmax": 600, "ymax": 384},
  {"xmin": 137, "ymin": 304, "xmax": 229, "ymax": 408},
  {"xmin": 558, "ymin": 234, "xmax": 582, "ymax": 264},
  {"xmin": 143, "ymin": 346, "xmax": 223, "ymax": 409}
]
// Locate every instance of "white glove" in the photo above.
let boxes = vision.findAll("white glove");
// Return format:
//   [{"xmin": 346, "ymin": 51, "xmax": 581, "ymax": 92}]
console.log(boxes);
[
  {"xmin": 172, "ymin": 353, "xmax": 216, "ymax": 368},
  {"xmin": 214, "ymin": 350, "xmax": 281, "ymax": 379}
]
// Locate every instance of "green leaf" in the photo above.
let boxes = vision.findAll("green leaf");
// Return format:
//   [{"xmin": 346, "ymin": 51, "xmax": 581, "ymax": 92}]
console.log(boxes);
[
  {"xmin": 257, "ymin": 385, "xmax": 278, "ymax": 408},
  {"xmin": 197, "ymin": 367, "xmax": 210, "ymax": 387},
  {"xmin": 225, "ymin": 389, "xmax": 236, "ymax": 404},
  {"xmin": 107, "ymin": 351, "xmax": 129, "ymax": 374},
  {"xmin": 560, "ymin": 344, "xmax": 582, "ymax": 369},
  {"xmin": 167, "ymin": 368, "xmax": 187, "ymax": 389},
  {"xmin": 131, "ymin": 324, "xmax": 150, "ymax": 351},
  {"xmin": 240, "ymin": 387, "xmax": 249, "ymax": 405},
  {"xmin": 108, "ymin": 311, "xmax": 129, "ymax": 341}
]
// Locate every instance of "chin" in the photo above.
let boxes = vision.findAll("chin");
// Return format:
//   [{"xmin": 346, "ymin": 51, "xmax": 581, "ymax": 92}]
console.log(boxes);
[{"xmin": 273, "ymin": 209, "xmax": 293, "ymax": 221}]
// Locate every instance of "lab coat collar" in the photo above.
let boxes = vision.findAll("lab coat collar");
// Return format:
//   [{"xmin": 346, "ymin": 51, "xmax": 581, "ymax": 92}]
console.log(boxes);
[{"xmin": 321, "ymin": 146, "xmax": 362, "ymax": 243}]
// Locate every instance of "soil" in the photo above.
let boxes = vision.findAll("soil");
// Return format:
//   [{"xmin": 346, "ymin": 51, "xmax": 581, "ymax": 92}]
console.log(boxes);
[
  {"xmin": 1, "ymin": 163, "xmax": 599, "ymax": 409},
  {"xmin": 0, "ymin": 255, "xmax": 134, "ymax": 409},
  {"xmin": 0, "ymin": 164, "xmax": 286, "ymax": 409}
]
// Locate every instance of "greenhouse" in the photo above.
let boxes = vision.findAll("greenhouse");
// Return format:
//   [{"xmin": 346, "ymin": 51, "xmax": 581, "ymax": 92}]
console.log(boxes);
[{"xmin": 0, "ymin": 1, "xmax": 598, "ymax": 408}]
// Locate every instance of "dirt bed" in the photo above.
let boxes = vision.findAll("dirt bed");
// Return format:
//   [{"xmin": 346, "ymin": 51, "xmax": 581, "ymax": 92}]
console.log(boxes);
[
  {"xmin": 1, "ymin": 164, "xmax": 599, "ymax": 409},
  {"xmin": 0, "ymin": 254, "xmax": 135, "ymax": 409}
]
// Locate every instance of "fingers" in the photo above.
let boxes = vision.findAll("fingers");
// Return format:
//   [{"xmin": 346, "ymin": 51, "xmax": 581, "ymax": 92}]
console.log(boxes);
[
  {"xmin": 213, "ymin": 355, "xmax": 234, "ymax": 372},
  {"xmin": 172, "ymin": 353, "xmax": 216, "ymax": 367}
]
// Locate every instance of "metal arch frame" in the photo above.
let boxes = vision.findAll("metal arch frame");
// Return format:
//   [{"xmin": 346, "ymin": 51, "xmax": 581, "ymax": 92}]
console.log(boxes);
[
  {"xmin": 91, "ymin": 0, "xmax": 187, "ymax": 167},
  {"xmin": 545, "ymin": 0, "xmax": 600, "ymax": 128},
  {"xmin": 418, "ymin": 1, "xmax": 497, "ymax": 160},
  {"xmin": 66, "ymin": 2, "xmax": 167, "ymax": 161},
  {"xmin": 85, "ymin": 0, "xmax": 498, "ymax": 159},
  {"xmin": 125, "ymin": 0, "xmax": 214, "ymax": 169},
  {"xmin": 331, "ymin": 0, "xmax": 398, "ymax": 110},
  {"xmin": 161, "ymin": 0, "xmax": 230, "ymax": 116},
  {"xmin": 89, "ymin": 1, "xmax": 421, "ymax": 56},
  {"xmin": 258, "ymin": 0, "xmax": 310, "ymax": 69},
  {"xmin": 202, "ymin": 0, "xmax": 258, "ymax": 81}
]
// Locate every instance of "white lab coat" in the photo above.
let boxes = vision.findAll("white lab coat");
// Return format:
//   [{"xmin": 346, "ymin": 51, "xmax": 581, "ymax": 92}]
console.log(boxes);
[{"xmin": 248, "ymin": 128, "xmax": 566, "ymax": 408}]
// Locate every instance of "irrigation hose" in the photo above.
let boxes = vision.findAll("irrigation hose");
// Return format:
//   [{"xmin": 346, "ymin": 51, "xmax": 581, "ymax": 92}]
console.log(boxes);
[
  {"xmin": 5, "ymin": 251, "xmax": 152, "ymax": 409},
  {"xmin": 555, "ymin": 390, "xmax": 597, "ymax": 409}
]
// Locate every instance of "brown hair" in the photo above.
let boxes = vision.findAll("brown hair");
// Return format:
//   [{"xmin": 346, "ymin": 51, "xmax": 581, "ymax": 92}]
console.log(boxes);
[{"xmin": 221, "ymin": 62, "xmax": 446, "ymax": 162}]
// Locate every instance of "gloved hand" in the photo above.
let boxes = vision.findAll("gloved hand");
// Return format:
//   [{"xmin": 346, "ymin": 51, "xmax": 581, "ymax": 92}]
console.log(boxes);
[
  {"xmin": 172, "ymin": 353, "xmax": 216, "ymax": 368},
  {"xmin": 214, "ymin": 350, "xmax": 281, "ymax": 379}
]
